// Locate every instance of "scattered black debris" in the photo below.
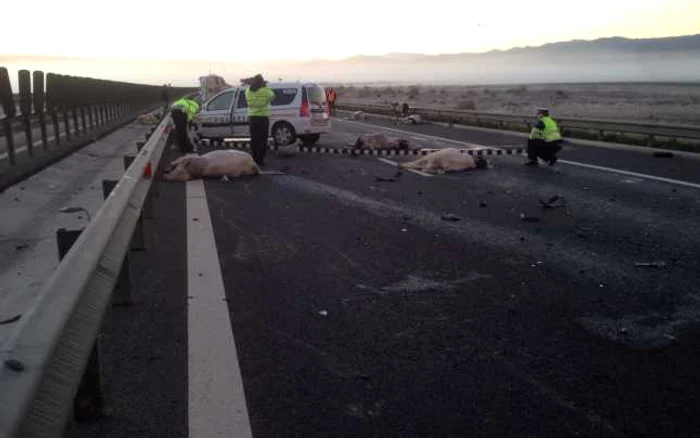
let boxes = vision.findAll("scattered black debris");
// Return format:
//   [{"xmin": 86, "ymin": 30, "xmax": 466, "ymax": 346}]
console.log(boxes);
[
  {"xmin": 487, "ymin": 190, "xmax": 494, "ymax": 194},
  {"xmin": 60, "ymin": 207, "xmax": 82, "ymax": 214},
  {"xmin": 14, "ymin": 244, "xmax": 29, "ymax": 251},
  {"xmin": 441, "ymin": 213, "xmax": 461, "ymax": 222},
  {"xmin": 479, "ymin": 201, "xmax": 487, "ymax": 207},
  {"xmin": 519, "ymin": 213, "xmax": 541, "ymax": 222},
  {"xmin": 300, "ymin": 170, "xmax": 310, "ymax": 175},
  {"xmin": 374, "ymin": 176, "xmax": 398, "ymax": 182},
  {"xmin": 4, "ymin": 359, "xmax": 24, "ymax": 371},
  {"xmin": 417, "ymin": 190, "xmax": 423, "ymax": 195},
  {"xmin": 193, "ymin": 218, "xmax": 199, "ymax": 221},
  {"xmin": 652, "ymin": 151, "xmax": 674, "ymax": 158},
  {"xmin": 635, "ymin": 261, "xmax": 667, "ymax": 268},
  {"xmin": 539, "ymin": 195, "xmax": 564, "ymax": 209},
  {"xmin": 519, "ymin": 236, "xmax": 526, "ymax": 241},
  {"xmin": 402, "ymin": 215, "xmax": 412, "ymax": 222},
  {"xmin": 0, "ymin": 315, "xmax": 21, "ymax": 325},
  {"xmin": 581, "ymin": 187, "xmax": 590, "ymax": 191},
  {"xmin": 281, "ymin": 165, "xmax": 291, "ymax": 173},
  {"xmin": 13, "ymin": 197, "xmax": 20, "ymax": 202},
  {"xmin": 672, "ymin": 188, "xmax": 678, "ymax": 193},
  {"xmin": 198, "ymin": 272, "xmax": 203, "ymax": 277}
]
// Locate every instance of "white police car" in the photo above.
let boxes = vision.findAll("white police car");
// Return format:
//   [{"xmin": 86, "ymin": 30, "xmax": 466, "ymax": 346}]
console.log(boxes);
[{"xmin": 194, "ymin": 81, "xmax": 331, "ymax": 146}]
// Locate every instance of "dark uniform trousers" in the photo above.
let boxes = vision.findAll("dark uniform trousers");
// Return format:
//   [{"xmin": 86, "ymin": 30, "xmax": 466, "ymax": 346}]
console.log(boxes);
[
  {"xmin": 249, "ymin": 116, "xmax": 270, "ymax": 165},
  {"xmin": 170, "ymin": 108, "xmax": 191, "ymax": 153},
  {"xmin": 527, "ymin": 139, "xmax": 562, "ymax": 161}
]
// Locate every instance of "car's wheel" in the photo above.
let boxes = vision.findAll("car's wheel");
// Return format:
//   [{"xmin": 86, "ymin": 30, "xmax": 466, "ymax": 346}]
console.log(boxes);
[
  {"xmin": 299, "ymin": 134, "xmax": 320, "ymax": 146},
  {"xmin": 272, "ymin": 122, "xmax": 296, "ymax": 146}
]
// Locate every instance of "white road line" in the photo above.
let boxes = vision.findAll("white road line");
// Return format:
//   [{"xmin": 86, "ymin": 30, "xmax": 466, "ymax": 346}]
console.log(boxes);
[
  {"xmin": 187, "ymin": 180, "xmax": 253, "ymax": 438},
  {"xmin": 338, "ymin": 118, "xmax": 483, "ymax": 148},
  {"xmin": 378, "ymin": 157, "xmax": 433, "ymax": 177},
  {"xmin": 559, "ymin": 159, "xmax": 700, "ymax": 190},
  {"xmin": 340, "ymin": 119, "xmax": 700, "ymax": 190}
]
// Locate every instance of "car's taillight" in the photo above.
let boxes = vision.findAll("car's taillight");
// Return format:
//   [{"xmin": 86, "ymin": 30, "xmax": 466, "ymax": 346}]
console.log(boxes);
[{"xmin": 299, "ymin": 101, "xmax": 310, "ymax": 117}]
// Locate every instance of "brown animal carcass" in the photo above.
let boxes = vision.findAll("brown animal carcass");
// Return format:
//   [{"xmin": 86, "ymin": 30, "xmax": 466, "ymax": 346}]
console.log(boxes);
[
  {"xmin": 353, "ymin": 133, "xmax": 410, "ymax": 150},
  {"xmin": 399, "ymin": 148, "xmax": 488, "ymax": 173},
  {"xmin": 162, "ymin": 150, "xmax": 260, "ymax": 181}
]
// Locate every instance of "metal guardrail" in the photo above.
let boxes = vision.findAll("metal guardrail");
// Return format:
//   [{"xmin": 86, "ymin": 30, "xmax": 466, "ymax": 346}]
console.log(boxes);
[
  {"xmin": 0, "ymin": 114, "xmax": 172, "ymax": 438},
  {"xmin": 339, "ymin": 102, "xmax": 700, "ymax": 145},
  {"xmin": 0, "ymin": 66, "xmax": 196, "ymax": 164}
]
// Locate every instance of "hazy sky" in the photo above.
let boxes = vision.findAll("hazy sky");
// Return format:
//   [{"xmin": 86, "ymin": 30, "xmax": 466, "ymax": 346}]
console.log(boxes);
[{"xmin": 2, "ymin": 0, "xmax": 699, "ymax": 62}]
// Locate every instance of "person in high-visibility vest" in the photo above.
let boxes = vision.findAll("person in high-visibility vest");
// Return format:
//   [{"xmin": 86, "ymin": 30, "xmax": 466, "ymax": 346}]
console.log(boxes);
[
  {"xmin": 242, "ymin": 74, "xmax": 275, "ymax": 166},
  {"xmin": 171, "ymin": 96, "xmax": 199, "ymax": 153},
  {"xmin": 525, "ymin": 107, "xmax": 562, "ymax": 166}
]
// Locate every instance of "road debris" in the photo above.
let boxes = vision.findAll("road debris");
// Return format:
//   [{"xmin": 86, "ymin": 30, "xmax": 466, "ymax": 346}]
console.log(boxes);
[
  {"xmin": 652, "ymin": 151, "xmax": 674, "ymax": 158},
  {"xmin": 479, "ymin": 201, "xmax": 487, "ymax": 207},
  {"xmin": 4, "ymin": 359, "xmax": 25, "ymax": 371},
  {"xmin": 519, "ymin": 213, "xmax": 541, "ymax": 222},
  {"xmin": 635, "ymin": 261, "xmax": 667, "ymax": 268},
  {"xmin": 374, "ymin": 176, "xmax": 398, "ymax": 182},
  {"xmin": 318, "ymin": 310, "xmax": 328, "ymax": 317},
  {"xmin": 539, "ymin": 195, "xmax": 564, "ymax": 209},
  {"xmin": 0, "ymin": 315, "xmax": 21, "ymax": 325},
  {"xmin": 441, "ymin": 213, "xmax": 461, "ymax": 222},
  {"xmin": 221, "ymin": 175, "xmax": 229, "ymax": 182},
  {"xmin": 14, "ymin": 244, "xmax": 29, "ymax": 251}
]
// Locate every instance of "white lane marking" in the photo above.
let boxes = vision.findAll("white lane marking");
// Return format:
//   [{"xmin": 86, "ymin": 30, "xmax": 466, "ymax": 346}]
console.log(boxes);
[
  {"xmin": 340, "ymin": 119, "xmax": 700, "ymax": 190},
  {"xmin": 187, "ymin": 180, "xmax": 253, "ymax": 438},
  {"xmin": 559, "ymin": 159, "xmax": 700, "ymax": 190},
  {"xmin": 338, "ymin": 118, "xmax": 483, "ymax": 148},
  {"xmin": 378, "ymin": 157, "xmax": 433, "ymax": 177}
]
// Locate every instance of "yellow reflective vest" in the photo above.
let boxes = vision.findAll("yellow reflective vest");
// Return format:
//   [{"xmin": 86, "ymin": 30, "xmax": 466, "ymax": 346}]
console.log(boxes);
[
  {"xmin": 245, "ymin": 87, "xmax": 275, "ymax": 117},
  {"xmin": 172, "ymin": 98, "xmax": 199, "ymax": 122},
  {"xmin": 530, "ymin": 115, "xmax": 561, "ymax": 142}
]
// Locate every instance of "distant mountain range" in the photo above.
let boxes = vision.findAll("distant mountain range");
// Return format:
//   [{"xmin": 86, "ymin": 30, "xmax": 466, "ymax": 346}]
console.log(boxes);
[
  {"xmin": 2, "ymin": 34, "xmax": 699, "ymax": 86},
  {"xmin": 340, "ymin": 33, "xmax": 700, "ymax": 62}
]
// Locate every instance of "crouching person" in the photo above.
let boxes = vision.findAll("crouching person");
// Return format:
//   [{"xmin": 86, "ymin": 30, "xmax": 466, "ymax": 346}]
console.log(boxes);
[{"xmin": 525, "ymin": 107, "xmax": 562, "ymax": 166}]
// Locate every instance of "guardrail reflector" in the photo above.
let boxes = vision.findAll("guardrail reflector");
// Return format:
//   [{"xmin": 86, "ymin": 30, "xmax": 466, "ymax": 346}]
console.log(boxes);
[{"xmin": 143, "ymin": 162, "xmax": 153, "ymax": 178}]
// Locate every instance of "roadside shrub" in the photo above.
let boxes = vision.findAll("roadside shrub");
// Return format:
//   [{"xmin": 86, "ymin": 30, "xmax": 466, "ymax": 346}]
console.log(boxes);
[{"xmin": 456, "ymin": 100, "xmax": 477, "ymax": 110}]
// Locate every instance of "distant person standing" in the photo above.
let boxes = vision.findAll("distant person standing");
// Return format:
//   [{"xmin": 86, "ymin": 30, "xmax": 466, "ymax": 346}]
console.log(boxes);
[
  {"xmin": 524, "ymin": 107, "xmax": 562, "ymax": 166},
  {"xmin": 171, "ymin": 96, "xmax": 199, "ymax": 154},
  {"xmin": 242, "ymin": 74, "xmax": 275, "ymax": 166},
  {"xmin": 327, "ymin": 87, "xmax": 337, "ymax": 116}
]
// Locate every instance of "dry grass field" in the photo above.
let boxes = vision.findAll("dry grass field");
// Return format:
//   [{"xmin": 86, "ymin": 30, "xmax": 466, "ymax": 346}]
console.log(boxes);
[{"xmin": 337, "ymin": 83, "xmax": 700, "ymax": 125}]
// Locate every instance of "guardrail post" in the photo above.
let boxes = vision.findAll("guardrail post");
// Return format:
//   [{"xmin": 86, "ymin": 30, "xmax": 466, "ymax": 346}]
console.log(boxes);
[
  {"xmin": 102, "ymin": 179, "xmax": 134, "ymax": 306},
  {"xmin": 136, "ymin": 140, "xmax": 155, "ymax": 219},
  {"xmin": 56, "ymin": 228, "xmax": 106, "ymax": 423},
  {"xmin": 646, "ymin": 135, "xmax": 655, "ymax": 147},
  {"xmin": 18, "ymin": 70, "xmax": 34, "ymax": 157},
  {"xmin": 1, "ymin": 119, "xmax": 15, "ymax": 165},
  {"xmin": 123, "ymin": 156, "xmax": 147, "ymax": 250}
]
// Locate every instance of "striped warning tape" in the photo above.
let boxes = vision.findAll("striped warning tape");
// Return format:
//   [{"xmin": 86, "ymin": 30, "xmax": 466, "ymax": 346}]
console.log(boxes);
[{"xmin": 197, "ymin": 138, "xmax": 525, "ymax": 157}]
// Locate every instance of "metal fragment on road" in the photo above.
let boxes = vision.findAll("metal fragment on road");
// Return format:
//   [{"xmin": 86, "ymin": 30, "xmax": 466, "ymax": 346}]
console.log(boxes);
[
  {"xmin": 520, "ymin": 213, "xmax": 541, "ymax": 222},
  {"xmin": 0, "ymin": 314, "xmax": 21, "ymax": 325},
  {"xmin": 441, "ymin": 213, "xmax": 461, "ymax": 222},
  {"xmin": 635, "ymin": 261, "xmax": 667, "ymax": 268}
]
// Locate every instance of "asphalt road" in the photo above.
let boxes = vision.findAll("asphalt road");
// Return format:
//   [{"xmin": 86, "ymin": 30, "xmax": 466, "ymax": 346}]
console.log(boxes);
[{"xmin": 67, "ymin": 116, "xmax": 700, "ymax": 438}]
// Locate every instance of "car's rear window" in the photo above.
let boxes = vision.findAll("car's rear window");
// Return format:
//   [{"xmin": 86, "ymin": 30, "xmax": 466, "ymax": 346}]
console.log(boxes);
[
  {"xmin": 305, "ymin": 86, "xmax": 327, "ymax": 104},
  {"xmin": 272, "ymin": 88, "xmax": 298, "ymax": 106}
]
